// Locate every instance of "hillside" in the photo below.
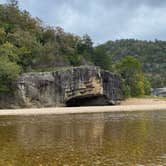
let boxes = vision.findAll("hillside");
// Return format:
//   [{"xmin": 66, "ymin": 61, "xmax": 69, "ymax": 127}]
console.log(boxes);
[
  {"xmin": 95, "ymin": 39, "xmax": 166, "ymax": 88},
  {"xmin": 0, "ymin": 1, "xmax": 93, "ymax": 93}
]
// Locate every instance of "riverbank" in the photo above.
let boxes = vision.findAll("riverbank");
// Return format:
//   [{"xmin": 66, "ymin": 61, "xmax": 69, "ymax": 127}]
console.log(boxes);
[
  {"xmin": 0, "ymin": 97, "xmax": 166, "ymax": 116},
  {"xmin": 0, "ymin": 104, "xmax": 166, "ymax": 116}
]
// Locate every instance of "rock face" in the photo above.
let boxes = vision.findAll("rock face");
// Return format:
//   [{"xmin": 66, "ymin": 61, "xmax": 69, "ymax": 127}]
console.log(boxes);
[
  {"xmin": 16, "ymin": 66, "xmax": 122, "ymax": 107},
  {"xmin": 151, "ymin": 88, "xmax": 166, "ymax": 97}
]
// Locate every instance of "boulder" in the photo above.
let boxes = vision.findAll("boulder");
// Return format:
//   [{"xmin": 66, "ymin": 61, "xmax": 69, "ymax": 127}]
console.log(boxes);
[{"xmin": 16, "ymin": 66, "xmax": 122, "ymax": 107}]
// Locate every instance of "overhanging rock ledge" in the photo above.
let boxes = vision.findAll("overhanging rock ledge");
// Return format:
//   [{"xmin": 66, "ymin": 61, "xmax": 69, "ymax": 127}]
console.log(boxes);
[{"xmin": 16, "ymin": 66, "xmax": 122, "ymax": 107}]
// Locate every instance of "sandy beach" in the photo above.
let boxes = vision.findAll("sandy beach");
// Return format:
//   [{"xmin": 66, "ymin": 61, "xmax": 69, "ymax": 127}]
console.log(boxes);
[
  {"xmin": 0, "ymin": 97, "xmax": 166, "ymax": 116},
  {"xmin": 120, "ymin": 97, "xmax": 166, "ymax": 105}
]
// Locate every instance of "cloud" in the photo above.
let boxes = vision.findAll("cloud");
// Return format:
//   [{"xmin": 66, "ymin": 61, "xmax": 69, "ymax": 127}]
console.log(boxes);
[{"xmin": 1, "ymin": 0, "xmax": 166, "ymax": 44}]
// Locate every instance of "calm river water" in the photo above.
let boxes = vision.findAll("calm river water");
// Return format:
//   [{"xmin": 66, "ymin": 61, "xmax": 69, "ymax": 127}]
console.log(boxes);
[{"xmin": 0, "ymin": 110, "xmax": 166, "ymax": 166}]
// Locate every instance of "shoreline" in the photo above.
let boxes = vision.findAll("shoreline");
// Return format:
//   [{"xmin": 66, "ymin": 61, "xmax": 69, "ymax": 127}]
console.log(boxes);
[{"xmin": 0, "ymin": 104, "xmax": 166, "ymax": 116}]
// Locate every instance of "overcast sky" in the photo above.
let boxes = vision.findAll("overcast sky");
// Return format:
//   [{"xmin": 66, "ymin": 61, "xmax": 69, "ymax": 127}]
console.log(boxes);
[{"xmin": 1, "ymin": 0, "xmax": 166, "ymax": 44}]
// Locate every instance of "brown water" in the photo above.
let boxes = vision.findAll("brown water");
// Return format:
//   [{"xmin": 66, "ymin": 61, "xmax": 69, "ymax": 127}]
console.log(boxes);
[{"xmin": 0, "ymin": 111, "xmax": 166, "ymax": 166}]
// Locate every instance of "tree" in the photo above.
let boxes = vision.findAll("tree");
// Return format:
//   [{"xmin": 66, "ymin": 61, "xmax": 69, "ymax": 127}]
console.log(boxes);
[
  {"xmin": 93, "ymin": 45, "xmax": 112, "ymax": 70},
  {"xmin": 0, "ymin": 28, "xmax": 6, "ymax": 44},
  {"xmin": 144, "ymin": 78, "xmax": 151, "ymax": 95},
  {"xmin": 82, "ymin": 34, "xmax": 93, "ymax": 51},
  {"xmin": 7, "ymin": 0, "xmax": 19, "ymax": 8},
  {"xmin": 0, "ymin": 56, "xmax": 20, "ymax": 92},
  {"xmin": 76, "ymin": 34, "xmax": 93, "ymax": 61},
  {"xmin": 116, "ymin": 56, "xmax": 146, "ymax": 97},
  {"xmin": 116, "ymin": 56, "xmax": 142, "ymax": 79},
  {"xmin": 0, "ymin": 42, "xmax": 19, "ymax": 62}
]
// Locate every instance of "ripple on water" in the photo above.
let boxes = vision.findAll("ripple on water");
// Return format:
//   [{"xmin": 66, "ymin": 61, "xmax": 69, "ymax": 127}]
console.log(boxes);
[{"xmin": 0, "ymin": 110, "xmax": 166, "ymax": 165}]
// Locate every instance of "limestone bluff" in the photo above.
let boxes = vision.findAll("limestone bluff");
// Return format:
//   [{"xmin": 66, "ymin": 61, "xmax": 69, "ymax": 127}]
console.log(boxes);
[{"xmin": 15, "ymin": 66, "xmax": 122, "ymax": 107}]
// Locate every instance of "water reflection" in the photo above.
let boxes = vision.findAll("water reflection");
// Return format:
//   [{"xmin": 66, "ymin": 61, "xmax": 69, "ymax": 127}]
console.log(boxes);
[
  {"xmin": 0, "ymin": 111, "xmax": 166, "ymax": 165},
  {"xmin": 16, "ymin": 114, "xmax": 105, "ymax": 152}
]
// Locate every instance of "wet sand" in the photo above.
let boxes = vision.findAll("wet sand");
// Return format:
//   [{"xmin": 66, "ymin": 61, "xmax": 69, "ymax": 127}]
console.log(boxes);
[{"xmin": 0, "ymin": 104, "xmax": 166, "ymax": 116}]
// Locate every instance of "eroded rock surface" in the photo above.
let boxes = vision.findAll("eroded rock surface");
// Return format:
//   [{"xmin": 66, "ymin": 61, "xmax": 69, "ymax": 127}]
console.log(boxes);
[{"xmin": 16, "ymin": 66, "xmax": 122, "ymax": 107}]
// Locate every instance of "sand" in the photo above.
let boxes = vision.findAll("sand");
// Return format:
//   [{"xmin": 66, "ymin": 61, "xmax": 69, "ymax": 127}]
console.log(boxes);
[
  {"xmin": 0, "ymin": 104, "xmax": 166, "ymax": 116},
  {"xmin": 0, "ymin": 98, "xmax": 166, "ymax": 116},
  {"xmin": 120, "ymin": 97, "xmax": 166, "ymax": 105}
]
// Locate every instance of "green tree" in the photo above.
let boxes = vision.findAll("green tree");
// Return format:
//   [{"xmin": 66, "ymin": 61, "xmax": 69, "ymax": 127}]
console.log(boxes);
[
  {"xmin": 76, "ymin": 34, "xmax": 93, "ymax": 61},
  {"xmin": 0, "ymin": 56, "xmax": 20, "ymax": 92},
  {"xmin": 93, "ymin": 45, "xmax": 112, "ymax": 70},
  {"xmin": 0, "ymin": 28, "xmax": 6, "ymax": 44},
  {"xmin": 144, "ymin": 78, "xmax": 151, "ymax": 95},
  {"xmin": 82, "ymin": 34, "xmax": 93, "ymax": 52},
  {"xmin": 116, "ymin": 56, "xmax": 145, "ymax": 97},
  {"xmin": 0, "ymin": 42, "xmax": 19, "ymax": 62}
]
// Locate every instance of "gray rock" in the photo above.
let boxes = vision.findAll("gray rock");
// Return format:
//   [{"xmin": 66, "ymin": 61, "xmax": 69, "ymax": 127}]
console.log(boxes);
[
  {"xmin": 151, "ymin": 88, "xmax": 166, "ymax": 97},
  {"xmin": 14, "ymin": 66, "xmax": 123, "ymax": 108}
]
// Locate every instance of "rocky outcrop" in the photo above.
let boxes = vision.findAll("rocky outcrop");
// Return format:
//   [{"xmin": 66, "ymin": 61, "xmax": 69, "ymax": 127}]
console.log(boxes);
[
  {"xmin": 151, "ymin": 88, "xmax": 166, "ymax": 97},
  {"xmin": 16, "ymin": 66, "xmax": 122, "ymax": 107}
]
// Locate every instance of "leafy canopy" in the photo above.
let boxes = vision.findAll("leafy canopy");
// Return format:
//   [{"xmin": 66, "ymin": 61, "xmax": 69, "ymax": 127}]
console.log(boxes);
[{"xmin": 115, "ymin": 56, "xmax": 151, "ymax": 97}]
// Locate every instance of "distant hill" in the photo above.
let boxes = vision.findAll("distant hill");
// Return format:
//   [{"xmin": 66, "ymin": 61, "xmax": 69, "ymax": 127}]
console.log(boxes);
[{"xmin": 96, "ymin": 39, "xmax": 166, "ymax": 88}]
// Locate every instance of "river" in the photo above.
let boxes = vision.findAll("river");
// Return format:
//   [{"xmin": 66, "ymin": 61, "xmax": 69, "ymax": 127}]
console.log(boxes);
[{"xmin": 0, "ymin": 110, "xmax": 166, "ymax": 165}]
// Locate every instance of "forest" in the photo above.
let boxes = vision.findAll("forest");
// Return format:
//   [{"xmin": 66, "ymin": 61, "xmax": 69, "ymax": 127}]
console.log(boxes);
[
  {"xmin": 96, "ymin": 39, "xmax": 166, "ymax": 88},
  {"xmin": 0, "ymin": 0, "xmax": 165, "ymax": 97}
]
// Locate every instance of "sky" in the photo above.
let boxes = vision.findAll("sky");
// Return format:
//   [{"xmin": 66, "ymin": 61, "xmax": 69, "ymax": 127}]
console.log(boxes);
[{"xmin": 0, "ymin": 0, "xmax": 166, "ymax": 44}]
